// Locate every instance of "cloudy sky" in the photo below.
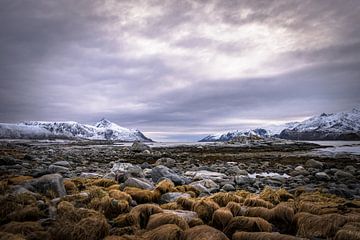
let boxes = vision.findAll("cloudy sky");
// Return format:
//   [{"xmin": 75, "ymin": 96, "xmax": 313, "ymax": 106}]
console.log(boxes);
[{"xmin": 1, "ymin": 0, "xmax": 360, "ymax": 141}]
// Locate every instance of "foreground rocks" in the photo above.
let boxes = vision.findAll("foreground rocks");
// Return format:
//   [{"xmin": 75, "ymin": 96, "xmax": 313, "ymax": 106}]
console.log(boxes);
[{"xmin": 0, "ymin": 140, "xmax": 359, "ymax": 239}]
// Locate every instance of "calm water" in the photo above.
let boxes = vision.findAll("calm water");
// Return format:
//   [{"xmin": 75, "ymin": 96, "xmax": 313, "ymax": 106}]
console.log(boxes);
[{"xmin": 305, "ymin": 141, "xmax": 360, "ymax": 155}]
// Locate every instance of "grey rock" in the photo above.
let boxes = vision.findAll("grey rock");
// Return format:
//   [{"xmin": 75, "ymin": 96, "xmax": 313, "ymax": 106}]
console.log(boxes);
[
  {"xmin": 155, "ymin": 158, "xmax": 176, "ymax": 168},
  {"xmin": 305, "ymin": 159, "xmax": 323, "ymax": 169},
  {"xmin": 151, "ymin": 165, "xmax": 185, "ymax": 185},
  {"xmin": 0, "ymin": 156, "xmax": 17, "ymax": 165},
  {"xmin": 53, "ymin": 161, "xmax": 71, "ymax": 167},
  {"xmin": 49, "ymin": 164, "xmax": 69, "ymax": 174},
  {"xmin": 24, "ymin": 174, "xmax": 66, "ymax": 197},
  {"xmin": 122, "ymin": 177, "xmax": 154, "ymax": 190},
  {"xmin": 79, "ymin": 172, "xmax": 102, "ymax": 178},
  {"xmin": 344, "ymin": 165, "xmax": 357, "ymax": 174},
  {"xmin": 190, "ymin": 179, "xmax": 219, "ymax": 193},
  {"xmin": 221, "ymin": 183, "xmax": 235, "ymax": 192},
  {"xmin": 160, "ymin": 192, "xmax": 191, "ymax": 204},
  {"xmin": 315, "ymin": 172, "xmax": 330, "ymax": 181},
  {"xmin": 226, "ymin": 166, "xmax": 242, "ymax": 175},
  {"xmin": 295, "ymin": 165, "xmax": 305, "ymax": 171},
  {"xmin": 234, "ymin": 175, "xmax": 255, "ymax": 185},
  {"xmin": 131, "ymin": 141, "xmax": 150, "ymax": 152},
  {"xmin": 335, "ymin": 170, "xmax": 354, "ymax": 179},
  {"xmin": 185, "ymin": 170, "xmax": 227, "ymax": 182}
]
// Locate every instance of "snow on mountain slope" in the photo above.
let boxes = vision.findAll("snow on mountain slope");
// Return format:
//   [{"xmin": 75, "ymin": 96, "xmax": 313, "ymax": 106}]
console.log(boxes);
[
  {"xmin": 0, "ymin": 119, "xmax": 152, "ymax": 142},
  {"xmin": 279, "ymin": 108, "xmax": 360, "ymax": 140},
  {"xmin": 199, "ymin": 128, "xmax": 271, "ymax": 142}
]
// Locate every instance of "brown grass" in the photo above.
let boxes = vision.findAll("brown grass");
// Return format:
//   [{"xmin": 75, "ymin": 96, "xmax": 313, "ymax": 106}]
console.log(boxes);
[
  {"xmin": 8, "ymin": 176, "xmax": 33, "ymax": 185},
  {"xmin": 146, "ymin": 212, "xmax": 189, "ymax": 231},
  {"xmin": 209, "ymin": 192, "xmax": 243, "ymax": 207},
  {"xmin": 232, "ymin": 231, "xmax": 307, "ymax": 240},
  {"xmin": 243, "ymin": 197, "xmax": 274, "ymax": 209},
  {"xmin": 188, "ymin": 218, "xmax": 204, "ymax": 228},
  {"xmin": 191, "ymin": 199, "xmax": 220, "ymax": 223},
  {"xmin": 176, "ymin": 197, "xmax": 196, "ymax": 211},
  {"xmin": 155, "ymin": 179, "xmax": 175, "ymax": 194},
  {"xmin": 91, "ymin": 178, "xmax": 118, "ymax": 188},
  {"xmin": 0, "ymin": 232, "xmax": 26, "ymax": 240},
  {"xmin": 160, "ymin": 202, "xmax": 180, "ymax": 210},
  {"xmin": 259, "ymin": 187, "xmax": 294, "ymax": 205},
  {"xmin": 7, "ymin": 206, "xmax": 44, "ymax": 222},
  {"xmin": 124, "ymin": 187, "xmax": 160, "ymax": 204},
  {"xmin": 223, "ymin": 216, "xmax": 272, "ymax": 238},
  {"xmin": 127, "ymin": 204, "xmax": 164, "ymax": 229},
  {"xmin": 211, "ymin": 207, "xmax": 233, "ymax": 231},
  {"xmin": 294, "ymin": 212, "xmax": 348, "ymax": 238},
  {"xmin": 0, "ymin": 221, "xmax": 43, "ymax": 236},
  {"xmin": 335, "ymin": 222, "xmax": 360, "ymax": 240},
  {"xmin": 174, "ymin": 185, "xmax": 200, "ymax": 196},
  {"xmin": 142, "ymin": 224, "xmax": 184, "ymax": 240},
  {"xmin": 225, "ymin": 201, "xmax": 245, "ymax": 217},
  {"xmin": 109, "ymin": 190, "xmax": 132, "ymax": 203},
  {"xmin": 88, "ymin": 196, "xmax": 130, "ymax": 219},
  {"xmin": 183, "ymin": 225, "xmax": 229, "ymax": 240},
  {"xmin": 63, "ymin": 180, "xmax": 78, "ymax": 195}
]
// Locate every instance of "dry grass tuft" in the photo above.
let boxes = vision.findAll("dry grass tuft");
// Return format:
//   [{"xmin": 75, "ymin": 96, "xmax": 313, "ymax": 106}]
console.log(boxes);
[
  {"xmin": 108, "ymin": 190, "xmax": 132, "ymax": 203},
  {"xmin": 8, "ymin": 176, "xmax": 33, "ymax": 185},
  {"xmin": 174, "ymin": 185, "xmax": 200, "ymax": 196},
  {"xmin": 88, "ymin": 196, "xmax": 130, "ymax": 219},
  {"xmin": 209, "ymin": 192, "xmax": 243, "ymax": 207},
  {"xmin": 232, "ymin": 231, "xmax": 307, "ymax": 240},
  {"xmin": 223, "ymin": 216, "xmax": 272, "ymax": 238},
  {"xmin": 235, "ymin": 190, "xmax": 254, "ymax": 199},
  {"xmin": 244, "ymin": 197, "xmax": 274, "ymax": 209},
  {"xmin": 183, "ymin": 225, "xmax": 229, "ymax": 240},
  {"xmin": 7, "ymin": 206, "xmax": 44, "ymax": 222},
  {"xmin": 176, "ymin": 197, "xmax": 196, "ymax": 211},
  {"xmin": 124, "ymin": 187, "xmax": 160, "ymax": 204},
  {"xmin": 225, "ymin": 201, "xmax": 245, "ymax": 217},
  {"xmin": 259, "ymin": 187, "xmax": 293, "ymax": 205},
  {"xmin": 128, "ymin": 204, "xmax": 164, "ymax": 229},
  {"xmin": 0, "ymin": 221, "xmax": 44, "ymax": 236},
  {"xmin": 155, "ymin": 179, "xmax": 175, "ymax": 194},
  {"xmin": 335, "ymin": 222, "xmax": 360, "ymax": 240},
  {"xmin": 188, "ymin": 217, "xmax": 204, "ymax": 228},
  {"xmin": 192, "ymin": 199, "xmax": 220, "ymax": 223},
  {"xmin": 146, "ymin": 212, "xmax": 189, "ymax": 231},
  {"xmin": 0, "ymin": 231, "xmax": 26, "ymax": 240},
  {"xmin": 91, "ymin": 178, "xmax": 118, "ymax": 188},
  {"xmin": 142, "ymin": 224, "xmax": 184, "ymax": 240},
  {"xmin": 160, "ymin": 202, "xmax": 180, "ymax": 210},
  {"xmin": 63, "ymin": 180, "xmax": 78, "ymax": 195},
  {"xmin": 294, "ymin": 212, "xmax": 348, "ymax": 238},
  {"xmin": 211, "ymin": 207, "xmax": 233, "ymax": 231}
]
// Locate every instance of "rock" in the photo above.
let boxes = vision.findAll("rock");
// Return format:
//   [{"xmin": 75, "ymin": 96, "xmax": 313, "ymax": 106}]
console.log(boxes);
[
  {"xmin": 151, "ymin": 165, "xmax": 185, "ymax": 185},
  {"xmin": 344, "ymin": 165, "xmax": 357, "ymax": 174},
  {"xmin": 335, "ymin": 170, "xmax": 354, "ymax": 179},
  {"xmin": 315, "ymin": 172, "xmax": 330, "ymax": 181},
  {"xmin": 130, "ymin": 141, "xmax": 150, "ymax": 152},
  {"xmin": 163, "ymin": 210, "xmax": 198, "ymax": 222},
  {"xmin": 234, "ymin": 175, "xmax": 255, "ymax": 185},
  {"xmin": 53, "ymin": 161, "xmax": 71, "ymax": 167},
  {"xmin": 48, "ymin": 164, "xmax": 69, "ymax": 174},
  {"xmin": 122, "ymin": 177, "xmax": 154, "ymax": 190},
  {"xmin": 79, "ymin": 172, "xmax": 102, "ymax": 178},
  {"xmin": 237, "ymin": 170, "xmax": 249, "ymax": 176},
  {"xmin": 221, "ymin": 183, "xmax": 235, "ymax": 191},
  {"xmin": 111, "ymin": 162, "xmax": 143, "ymax": 176},
  {"xmin": 295, "ymin": 165, "xmax": 305, "ymax": 171},
  {"xmin": 185, "ymin": 170, "xmax": 227, "ymax": 182},
  {"xmin": 24, "ymin": 174, "xmax": 66, "ymax": 197},
  {"xmin": 155, "ymin": 158, "xmax": 176, "ymax": 168},
  {"xmin": 190, "ymin": 179, "xmax": 219, "ymax": 193},
  {"xmin": 143, "ymin": 150, "xmax": 151, "ymax": 154},
  {"xmin": 305, "ymin": 159, "xmax": 323, "ymax": 169},
  {"xmin": 160, "ymin": 192, "xmax": 191, "ymax": 204},
  {"xmin": 0, "ymin": 156, "xmax": 17, "ymax": 165}
]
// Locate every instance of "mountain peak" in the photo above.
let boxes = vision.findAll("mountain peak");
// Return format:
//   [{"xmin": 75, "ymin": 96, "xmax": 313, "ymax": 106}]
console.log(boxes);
[{"xmin": 95, "ymin": 118, "xmax": 112, "ymax": 128}]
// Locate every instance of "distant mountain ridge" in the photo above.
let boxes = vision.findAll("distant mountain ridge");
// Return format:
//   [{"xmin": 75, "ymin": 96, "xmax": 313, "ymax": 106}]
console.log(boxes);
[
  {"xmin": 279, "ymin": 108, "xmax": 360, "ymax": 140},
  {"xmin": 200, "ymin": 108, "xmax": 360, "ymax": 141},
  {"xmin": 199, "ymin": 128, "xmax": 271, "ymax": 142},
  {"xmin": 0, "ymin": 118, "xmax": 152, "ymax": 142}
]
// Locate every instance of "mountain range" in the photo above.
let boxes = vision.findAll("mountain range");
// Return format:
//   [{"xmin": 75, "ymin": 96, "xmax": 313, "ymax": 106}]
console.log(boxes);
[
  {"xmin": 199, "ymin": 108, "xmax": 360, "ymax": 141},
  {"xmin": 0, "ymin": 118, "xmax": 152, "ymax": 142}
]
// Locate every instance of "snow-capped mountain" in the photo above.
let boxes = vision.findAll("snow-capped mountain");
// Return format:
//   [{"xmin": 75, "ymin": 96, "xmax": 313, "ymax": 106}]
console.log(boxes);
[
  {"xmin": 279, "ymin": 108, "xmax": 360, "ymax": 140},
  {"xmin": 0, "ymin": 118, "xmax": 152, "ymax": 142},
  {"xmin": 199, "ymin": 128, "xmax": 271, "ymax": 142}
]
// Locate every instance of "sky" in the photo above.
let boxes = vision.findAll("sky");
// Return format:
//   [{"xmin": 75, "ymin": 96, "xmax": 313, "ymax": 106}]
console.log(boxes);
[{"xmin": 0, "ymin": 0, "xmax": 360, "ymax": 141}]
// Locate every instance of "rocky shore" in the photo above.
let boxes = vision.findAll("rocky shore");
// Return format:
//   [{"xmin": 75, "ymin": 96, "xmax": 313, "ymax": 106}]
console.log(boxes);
[{"xmin": 0, "ymin": 140, "xmax": 359, "ymax": 239}]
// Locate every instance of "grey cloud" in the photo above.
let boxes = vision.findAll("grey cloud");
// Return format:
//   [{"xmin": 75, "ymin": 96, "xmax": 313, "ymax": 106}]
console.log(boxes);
[{"xmin": 0, "ymin": 0, "xmax": 359, "ymax": 141}]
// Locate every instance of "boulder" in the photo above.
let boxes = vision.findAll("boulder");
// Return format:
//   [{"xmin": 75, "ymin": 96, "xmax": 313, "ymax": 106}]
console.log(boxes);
[
  {"xmin": 48, "ymin": 164, "xmax": 69, "ymax": 174},
  {"xmin": 130, "ymin": 141, "xmax": 150, "ymax": 152},
  {"xmin": 185, "ymin": 170, "xmax": 227, "ymax": 182},
  {"xmin": 52, "ymin": 161, "xmax": 71, "ymax": 167},
  {"xmin": 155, "ymin": 158, "xmax": 176, "ymax": 168},
  {"xmin": 79, "ymin": 172, "xmax": 102, "ymax": 178},
  {"xmin": 234, "ymin": 175, "xmax": 255, "ymax": 185},
  {"xmin": 122, "ymin": 177, "xmax": 155, "ymax": 190},
  {"xmin": 315, "ymin": 172, "xmax": 330, "ymax": 181},
  {"xmin": 190, "ymin": 179, "xmax": 219, "ymax": 193},
  {"xmin": 335, "ymin": 170, "xmax": 354, "ymax": 180},
  {"xmin": 24, "ymin": 173, "xmax": 66, "ymax": 197},
  {"xmin": 160, "ymin": 192, "xmax": 191, "ymax": 204},
  {"xmin": 221, "ymin": 183, "xmax": 235, "ymax": 192},
  {"xmin": 305, "ymin": 159, "xmax": 323, "ymax": 169},
  {"xmin": 151, "ymin": 165, "xmax": 185, "ymax": 185}
]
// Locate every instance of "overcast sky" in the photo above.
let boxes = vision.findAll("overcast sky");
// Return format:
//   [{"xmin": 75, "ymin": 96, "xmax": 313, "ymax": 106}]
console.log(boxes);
[{"xmin": 1, "ymin": 0, "xmax": 360, "ymax": 141}]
